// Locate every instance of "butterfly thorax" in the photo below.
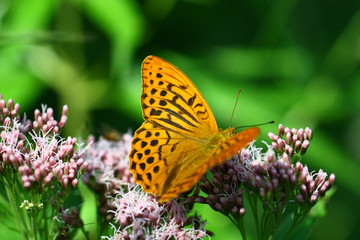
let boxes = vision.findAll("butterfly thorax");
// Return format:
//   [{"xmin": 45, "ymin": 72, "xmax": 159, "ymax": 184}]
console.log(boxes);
[{"xmin": 205, "ymin": 127, "xmax": 236, "ymax": 152}]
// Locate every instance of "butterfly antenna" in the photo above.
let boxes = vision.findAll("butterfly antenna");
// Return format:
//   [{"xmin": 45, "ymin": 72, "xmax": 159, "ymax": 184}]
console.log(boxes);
[
  {"xmin": 229, "ymin": 88, "xmax": 241, "ymax": 128},
  {"xmin": 235, "ymin": 120, "xmax": 276, "ymax": 130}
]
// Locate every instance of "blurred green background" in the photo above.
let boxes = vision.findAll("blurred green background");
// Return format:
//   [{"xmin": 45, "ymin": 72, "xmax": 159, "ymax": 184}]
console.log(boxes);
[{"xmin": 0, "ymin": 0, "xmax": 359, "ymax": 239}]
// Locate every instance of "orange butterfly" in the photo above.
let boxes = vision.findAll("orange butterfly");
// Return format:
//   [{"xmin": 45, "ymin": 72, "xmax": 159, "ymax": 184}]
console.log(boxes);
[{"xmin": 129, "ymin": 56, "xmax": 259, "ymax": 203}]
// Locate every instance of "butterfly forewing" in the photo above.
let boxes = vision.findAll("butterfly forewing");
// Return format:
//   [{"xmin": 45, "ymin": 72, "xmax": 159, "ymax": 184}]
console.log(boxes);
[
  {"xmin": 141, "ymin": 56, "xmax": 218, "ymax": 138},
  {"xmin": 209, "ymin": 127, "xmax": 260, "ymax": 167}
]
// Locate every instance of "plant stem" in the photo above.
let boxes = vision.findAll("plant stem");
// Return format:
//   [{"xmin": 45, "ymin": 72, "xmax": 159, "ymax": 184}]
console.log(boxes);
[
  {"xmin": 2, "ymin": 174, "xmax": 30, "ymax": 240},
  {"xmin": 238, "ymin": 216, "xmax": 247, "ymax": 240},
  {"xmin": 246, "ymin": 193, "xmax": 260, "ymax": 238},
  {"xmin": 30, "ymin": 214, "xmax": 38, "ymax": 240}
]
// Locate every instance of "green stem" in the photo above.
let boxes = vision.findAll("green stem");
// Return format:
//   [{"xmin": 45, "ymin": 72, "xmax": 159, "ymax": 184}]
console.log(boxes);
[
  {"xmin": 237, "ymin": 216, "xmax": 247, "ymax": 240},
  {"xmin": 80, "ymin": 225, "xmax": 90, "ymax": 240},
  {"xmin": 30, "ymin": 214, "xmax": 38, "ymax": 240},
  {"xmin": 2, "ymin": 174, "xmax": 30, "ymax": 240},
  {"xmin": 246, "ymin": 193, "xmax": 260, "ymax": 238},
  {"xmin": 282, "ymin": 205, "xmax": 308, "ymax": 240},
  {"xmin": 48, "ymin": 202, "xmax": 60, "ymax": 238}
]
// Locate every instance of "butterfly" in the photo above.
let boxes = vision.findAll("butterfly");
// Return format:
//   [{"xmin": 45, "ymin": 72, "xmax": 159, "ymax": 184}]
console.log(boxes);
[{"xmin": 129, "ymin": 56, "xmax": 260, "ymax": 203}]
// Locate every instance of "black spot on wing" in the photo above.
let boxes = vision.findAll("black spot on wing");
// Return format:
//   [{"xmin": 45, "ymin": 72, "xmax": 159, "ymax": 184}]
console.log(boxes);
[
  {"xmin": 136, "ymin": 174, "xmax": 143, "ymax": 181},
  {"xmin": 147, "ymin": 157, "xmax": 154, "ymax": 164},
  {"xmin": 141, "ymin": 141, "xmax": 147, "ymax": 148},
  {"xmin": 159, "ymin": 100, "xmax": 167, "ymax": 106},
  {"xmin": 150, "ymin": 140, "xmax": 159, "ymax": 146},
  {"xmin": 150, "ymin": 109, "xmax": 162, "ymax": 116},
  {"xmin": 188, "ymin": 95, "xmax": 196, "ymax": 106},
  {"xmin": 160, "ymin": 90, "xmax": 167, "ymax": 96},
  {"xmin": 130, "ymin": 161, "xmax": 136, "ymax": 170},
  {"xmin": 146, "ymin": 173, "xmax": 152, "ymax": 181},
  {"xmin": 150, "ymin": 88, "xmax": 157, "ymax": 95}
]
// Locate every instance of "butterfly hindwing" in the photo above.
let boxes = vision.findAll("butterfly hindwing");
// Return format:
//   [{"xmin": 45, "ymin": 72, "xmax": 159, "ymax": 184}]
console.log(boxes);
[{"xmin": 129, "ymin": 121, "xmax": 213, "ymax": 199}]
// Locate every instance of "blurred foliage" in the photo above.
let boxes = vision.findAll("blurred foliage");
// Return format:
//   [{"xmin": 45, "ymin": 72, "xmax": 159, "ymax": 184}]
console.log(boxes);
[{"xmin": 0, "ymin": 0, "xmax": 359, "ymax": 239}]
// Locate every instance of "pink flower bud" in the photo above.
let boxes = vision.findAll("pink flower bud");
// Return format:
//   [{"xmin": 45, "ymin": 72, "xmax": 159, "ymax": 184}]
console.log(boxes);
[
  {"xmin": 62, "ymin": 175, "xmax": 69, "ymax": 189},
  {"xmin": 300, "ymin": 184, "xmax": 308, "ymax": 197},
  {"xmin": 62, "ymin": 105, "xmax": 68, "ymax": 116},
  {"xmin": 10, "ymin": 109, "xmax": 18, "ymax": 118},
  {"xmin": 53, "ymin": 126, "xmax": 59, "ymax": 134},
  {"xmin": 34, "ymin": 109, "xmax": 41, "ymax": 119},
  {"xmin": 23, "ymin": 181, "xmax": 32, "ymax": 188},
  {"xmin": 14, "ymin": 152, "xmax": 23, "ymax": 165},
  {"xmin": 3, "ymin": 116, "xmax": 10, "ymax": 125},
  {"xmin": 278, "ymin": 124, "xmax": 284, "ymax": 137},
  {"xmin": 37, "ymin": 116, "xmax": 43, "ymax": 126},
  {"xmin": 277, "ymin": 139, "xmax": 285, "ymax": 150},
  {"xmin": 59, "ymin": 116, "xmax": 67, "ymax": 129},
  {"xmin": 14, "ymin": 103, "xmax": 20, "ymax": 114},
  {"xmin": 33, "ymin": 121, "xmax": 39, "ymax": 129},
  {"xmin": 310, "ymin": 191, "xmax": 319, "ymax": 204},
  {"xmin": 46, "ymin": 108, "xmax": 53, "ymax": 118},
  {"xmin": 0, "ymin": 99, "xmax": 5, "ymax": 110},
  {"xmin": 43, "ymin": 124, "xmax": 49, "ymax": 132},
  {"xmin": 285, "ymin": 132, "xmax": 292, "ymax": 145},
  {"xmin": 71, "ymin": 179, "xmax": 78, "ymax": 188},
  {"xmin": 268, "ymin": 132, "xmax": 278, "ymax": 142},
  {"xmin": 35, "ymin": 169, "xmax": 42, "ymax": 181},
  {"xmin": 295, "ymin": 140, "xmax": 302, "ymax": 152},
  {"xmin": 297, "ymin": 128, "xmax": 304, "ymax": 142},
  {"xmin": 328, "ymin": 173, "xmax": 335, "ymax": 187},
  {"xmin": 292, "ymin": 134, "xmax": 298, "ymax": 145},
  {"xmin": 282, "ymin": 153, "xmax": 290, "ymax": 165},
  {"xmin": 7, "ymin": 99, "xmax": 14, "ymax": 111},
  {"xmin": 305, "ymin": 127, "xmax": 313, "ymax": 140},
  {"xmin": 80, "ymin": 161, "xmax": 88, "ymax": 173},
  {"xmin": 308, "ymin": 181, "xmax": 315, "ymax": 193},
  {"xmin": 300, "ymin": 140, "xmax": 310, "ymax": 155},
  {"xmin": 2, "ymin": 107, "xmax": 9, "ymax": 117},
  {"xmin": 44, "ymin": 173, "xmax": 54, "ymax": 184}
]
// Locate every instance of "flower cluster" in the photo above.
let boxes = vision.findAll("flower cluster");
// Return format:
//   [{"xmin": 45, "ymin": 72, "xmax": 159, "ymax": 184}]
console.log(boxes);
[
  {"xmin": 82, "ymin": 134, "xmax": 134, "ymax": 219},
  {"xmin": 192, "ymin": 124, "xmax": 335, "ymax": 239},
  {"xmin": 18, "ymin": 132, "xmax": 88, "ymax": 191},
  {"xmin": 0, "ymin": 96, "xmax": 88, "ymax": 191},
  {"xmin": 104, "ymin": 185, "xmax": 208, "ymax": 240},
  {"xmin": 83, "ymin": 134, "xmax": 134, "ymax": 188},
  {"xmin": 0, "ymin": 94, "xmax": 91, "ymax": 239},
  {"xmin": 0, "ymin": 94, "xmax": 22, "ymax": 125},
  {"xmin": 268, "ymin": 124, "xmax": 312, "ymax": 158},
  {"xmin": 32, "ymin": 104, "xmax": 68, "ymax": 134},
  {"xmin": 194, "ymin": 162, "xmax": 247, "ymax": 219}
]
